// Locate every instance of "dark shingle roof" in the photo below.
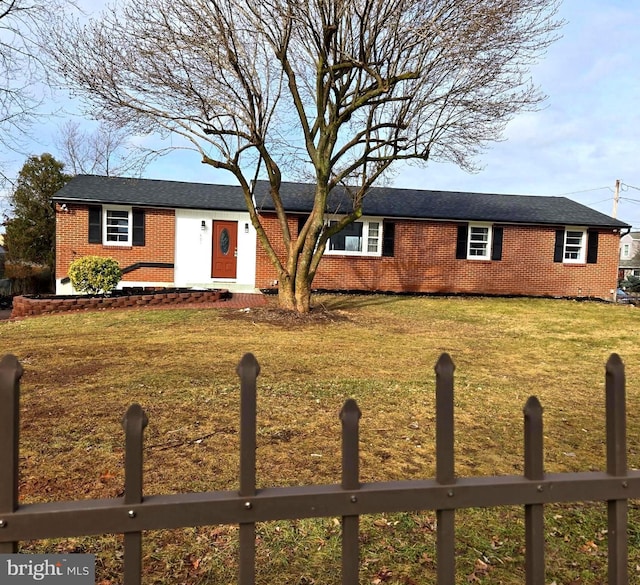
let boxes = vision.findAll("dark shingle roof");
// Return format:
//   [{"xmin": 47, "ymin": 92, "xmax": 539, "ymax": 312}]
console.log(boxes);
[
  {"xmin": 54, "ymin": 175, "xmax": 630, "ymax": 229},
  {"xmin": 620, "ymin": 254, "xmax": 640, "ymax": 269},
  {"xmin": 53, "ymin": 175, "xmax": 248, "ymax": 211}
]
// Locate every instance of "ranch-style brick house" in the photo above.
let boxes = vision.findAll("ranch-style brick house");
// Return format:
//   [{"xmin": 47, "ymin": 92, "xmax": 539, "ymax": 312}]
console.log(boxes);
[{"xmin": 53, "ymin": 175, "xmax": 629, "ymax": 300}]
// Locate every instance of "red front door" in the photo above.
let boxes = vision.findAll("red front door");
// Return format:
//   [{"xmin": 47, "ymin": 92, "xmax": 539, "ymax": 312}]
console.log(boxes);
[{"xmin": 211, "ymin": 221, "xmax": 238, "ymax": 279}]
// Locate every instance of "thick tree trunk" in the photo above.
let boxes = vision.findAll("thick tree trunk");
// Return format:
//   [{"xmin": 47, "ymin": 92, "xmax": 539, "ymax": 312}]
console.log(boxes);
[
  {"xmin": 277, "ymin": 279, "xmax": 297, "ymax": 311},
  {"xmin": 274, "ymin": 205, "xmax": 322, "ymax": 313},
  {"xmin": 294, "ymin": 278, "xmax": 312, "ymax": 313},
  {"xmin": 277, "ymin": 274, "xmax": 312, "ymax": 313}
]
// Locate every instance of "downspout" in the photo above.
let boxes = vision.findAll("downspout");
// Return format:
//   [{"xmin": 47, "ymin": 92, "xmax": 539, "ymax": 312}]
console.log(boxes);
[{"xmin": 616, "ymin": 226, "xmax": 633, "ymax": 301}]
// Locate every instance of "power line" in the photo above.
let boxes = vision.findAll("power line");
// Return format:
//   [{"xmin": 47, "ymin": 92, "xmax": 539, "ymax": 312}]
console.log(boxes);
[
  {"xmin": 553, "ymin": 186, "xmax": 613, "ymax": 197},
  {"xmin": 551, "ymin": 182, "xmax": 640, "ymax": 221},
  {"xmin": 583, "ymin": 197, "xmax": 614, "ymax": 206}
]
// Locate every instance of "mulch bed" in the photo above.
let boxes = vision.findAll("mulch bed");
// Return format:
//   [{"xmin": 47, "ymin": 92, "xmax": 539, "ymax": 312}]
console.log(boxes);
[{"xmin": 222, "ymin": 304, "xmax": 352, "ymax": 327}]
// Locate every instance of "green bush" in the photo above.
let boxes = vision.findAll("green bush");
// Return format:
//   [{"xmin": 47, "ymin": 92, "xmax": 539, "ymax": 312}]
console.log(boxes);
[
  {"xmin": 620, "ymin": 274, "xmax": 640, "ymax": 292},
  {"xmin": 68, "ymin": 256, "xmax": 122, "ymax": 294}
]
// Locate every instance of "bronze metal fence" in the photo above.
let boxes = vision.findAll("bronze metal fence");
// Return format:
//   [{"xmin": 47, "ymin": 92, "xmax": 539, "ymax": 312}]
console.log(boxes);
[{"xmin": 0, "ymin": 351, "xmax": 635, "ymax": 584}]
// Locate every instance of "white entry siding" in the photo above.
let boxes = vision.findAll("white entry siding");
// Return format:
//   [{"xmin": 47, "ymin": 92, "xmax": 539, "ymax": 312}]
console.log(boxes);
[{"xmin": 174, "ymin": 209, "xmax": 257, "ymax": 290}]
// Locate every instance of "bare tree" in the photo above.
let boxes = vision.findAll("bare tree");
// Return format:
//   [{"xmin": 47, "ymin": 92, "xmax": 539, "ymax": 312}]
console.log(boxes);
[
  {"xmin": 0, "ymin": 0, "xmax": 38, "ymax": 149},
  {"xmin": 0, "ymin": 0, "xmax": 73, "ymax": 156},
  {"xmin": 55, "ymin": 120, "xmax": 151, "ymax": 177},
  {"xmin": 47, "ymin": 0, "xmax": 562, "ymax": 312}
]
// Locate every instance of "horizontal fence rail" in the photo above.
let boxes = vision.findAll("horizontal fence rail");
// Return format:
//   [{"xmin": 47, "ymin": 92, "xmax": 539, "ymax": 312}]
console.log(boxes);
[{"xmin": 0, "ymin": 351, "xmax": 632, "ymax": 584}]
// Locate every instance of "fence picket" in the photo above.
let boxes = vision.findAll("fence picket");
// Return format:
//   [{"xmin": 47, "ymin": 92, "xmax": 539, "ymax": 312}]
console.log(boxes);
[
  {"xmin": 0, "ymin": 354, "xmax": 22, "ymax": 554},
  {"xmin": 122, "ymin": 403, "xmax": 149, "ymax": 585},
  {"xmin": 340, "ymin": 398, "xmax": 362, "ymax": 585},
  {"xmin": 605, "ymin": 353, "xmax": 628, "ymax": 585},
  {"xmin": 237, "ymin": 353, "xmax": 260, "ymax": 585},
  {"xmin": 523, "ymin": 396, "xmax": 544, "ymax": 585},
  {"xmin": 435, "ymin": 353, "xmax": 456, "ymax": 583}
]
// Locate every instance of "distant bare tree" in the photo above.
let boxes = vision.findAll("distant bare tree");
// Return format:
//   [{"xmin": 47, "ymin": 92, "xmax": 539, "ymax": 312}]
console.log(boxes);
[
  {"xmin": 47, "ymin": 0, "xmax": 562, "ymax": 312},
  {"xmin": 55, "ymin": 120, "xmax": 150, "ymax": 177}
]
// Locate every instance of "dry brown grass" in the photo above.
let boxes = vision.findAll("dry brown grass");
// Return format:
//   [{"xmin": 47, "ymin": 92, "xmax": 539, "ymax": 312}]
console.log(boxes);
[{"xmin": 2, "ymin": 294, "xmax": 640, "ymax": 583}]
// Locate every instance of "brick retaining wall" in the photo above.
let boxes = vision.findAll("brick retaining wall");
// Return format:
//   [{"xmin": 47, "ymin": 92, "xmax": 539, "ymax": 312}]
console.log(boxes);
[{"xmin": 11, "ymin": 289, "xmax": 229, "ymax": 319}]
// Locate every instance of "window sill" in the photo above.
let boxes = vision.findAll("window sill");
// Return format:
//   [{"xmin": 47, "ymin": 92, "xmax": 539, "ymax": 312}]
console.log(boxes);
[
  {"xmin": 100, "ymin": 244, "xmax": 134, "ymax": 250},
  {"xmin": 324, "ymin": 253, "xmax": 382, "ymax": 259}
]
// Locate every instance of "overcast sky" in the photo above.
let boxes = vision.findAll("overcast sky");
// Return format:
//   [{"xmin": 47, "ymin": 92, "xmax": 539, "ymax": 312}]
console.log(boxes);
[{"xmin": 2, "ymin": 0, "xmax": 639, "ymax": 228}]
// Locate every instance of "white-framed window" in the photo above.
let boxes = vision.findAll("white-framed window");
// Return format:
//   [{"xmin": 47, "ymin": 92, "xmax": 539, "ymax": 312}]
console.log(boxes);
[
  {"xmin": 622, "ymin": 243, "xmax": 631, "ymax": 259},
  {"xmin": 456, "ymin": 223, "xmax": 503, "ymax": 261},
  {"xmin": 563, "ymin": 227, "xmax": 586, "ymax": 263},
  {"xmin": 467, "ymin": 223, "xmax": 492, "ymax": 260},
  {"xmin": 326, "ymin": 218, "xmax": 382, "ymax": 256},
  {"xmin": 367, "ymin": 221, "xmax": 380, "ymax": 253},
  {"xmin": 103, "ymin": 205, "xmax": 132, "ymax": 246}
]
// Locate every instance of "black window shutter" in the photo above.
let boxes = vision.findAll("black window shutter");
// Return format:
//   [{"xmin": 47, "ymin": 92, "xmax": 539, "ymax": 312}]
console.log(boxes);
[
  {"xmin": 491, "ymin": 226, "xmax": 504, "ymax": 261},
  {"xmin": 553, "ymin": 229, "xmax": 565, "ymax": 263},
  {"xmin": 297, "ymin": 215, "xmax": 309, "ymax": 236},
  {"xmin": 132, "ymin": 208, "xmax": 145, "ymax": 246},
  {"xmin": 382, "ymin": 220, "xmax": 395, "ymax": 257},
  {"xmin": 88, "ymin": 205, "xmax": 102, "ymax": 243},
  {"xmin": 455, "ymin": 224, "xmax": 468, "ymax": 259},
  {"xmin": 587, "ymin": 230, "xmax": 599, "ymax": 264}
]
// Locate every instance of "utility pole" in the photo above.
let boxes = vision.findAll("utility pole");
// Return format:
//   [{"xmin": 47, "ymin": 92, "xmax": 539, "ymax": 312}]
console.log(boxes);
[{"xmin": 612, "ymin": 179, "xmax": 620, "ymax": 218}]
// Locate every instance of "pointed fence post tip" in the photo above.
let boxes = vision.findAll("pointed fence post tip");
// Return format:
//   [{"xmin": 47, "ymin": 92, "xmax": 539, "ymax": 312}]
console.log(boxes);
[
  {"xmin": 122, "ymin": 403, "xmax": 149, "ymax": 431},
  {"xmin": 606, "ymin": 353, "xmax": 624, "ymax": 373},
  {"xmin": 236, "ymin": 353, "xmax": 261, "ymax": 379},
  {"xmin": 434, "ymin": 352, "xmax": 455, "ymax": 375},
  {"xmin": 523, "ymin": 396, "xmax": 543, "ymax": 417},
  {"xmin": 340, "ymin": 398, "xmax": 362, "ymax": 421},
  {"xmin": 0, "ymin": 354, "xmax": 24, "ymax": 379}
]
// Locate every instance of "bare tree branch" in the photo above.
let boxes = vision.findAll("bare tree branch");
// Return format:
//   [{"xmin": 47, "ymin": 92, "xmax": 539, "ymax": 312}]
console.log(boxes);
[{"xmin": 0, "ymin": 0, "xmax": 78, "ymax": 152}]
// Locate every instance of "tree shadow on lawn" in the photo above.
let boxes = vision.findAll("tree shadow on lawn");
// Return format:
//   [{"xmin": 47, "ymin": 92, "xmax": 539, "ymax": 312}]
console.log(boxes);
[{"xmin": 310, "ymin": 291, "xmax": 417, "ymax": 311}]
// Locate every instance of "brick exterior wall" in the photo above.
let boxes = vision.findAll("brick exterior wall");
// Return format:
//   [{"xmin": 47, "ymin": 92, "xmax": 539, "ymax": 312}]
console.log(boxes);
[
  {"xmin": 57, "ymin": 205, "xmax": 620, "ymax": 299},
  {"xmin": 255, "ymin": 214, "xmax": 620, "ymax": 299},
  {"xmin": 56, "ymin": 203, "xmax": 175, "ymax": 284}
]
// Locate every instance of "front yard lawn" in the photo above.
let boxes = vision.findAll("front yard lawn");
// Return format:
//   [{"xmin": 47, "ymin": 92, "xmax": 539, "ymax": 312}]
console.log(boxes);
[{"xmin": 2, "ymin": 295, "xmax": 640, "ymax": 583}]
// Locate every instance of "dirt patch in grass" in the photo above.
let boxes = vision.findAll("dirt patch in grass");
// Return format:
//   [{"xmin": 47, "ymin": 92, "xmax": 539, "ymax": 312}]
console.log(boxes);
[{"xmin": 221, "ymin": 303, "xmax": 354, "ymax": 327}]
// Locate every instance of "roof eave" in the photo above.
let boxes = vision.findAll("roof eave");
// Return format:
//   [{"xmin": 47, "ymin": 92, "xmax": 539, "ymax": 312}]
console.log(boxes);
[{"xmin": 52, "ymin": 196, "xmax": 246, "ymax": 213}]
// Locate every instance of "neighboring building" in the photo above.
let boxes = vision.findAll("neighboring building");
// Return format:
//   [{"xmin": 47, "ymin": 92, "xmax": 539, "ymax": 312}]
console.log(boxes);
[
  {"xmin": 619, "ymin": 231, "xmax": 640, "ymax": 280},
  {"xmin": 52, "ymin": 175, "xmax": 629, "ymax": 300}
]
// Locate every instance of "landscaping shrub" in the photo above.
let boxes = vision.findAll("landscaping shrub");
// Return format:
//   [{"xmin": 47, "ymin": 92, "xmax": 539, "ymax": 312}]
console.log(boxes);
[{"xmin": 68, "ymin": 256, "xmax": 122, "ymax": 294}]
